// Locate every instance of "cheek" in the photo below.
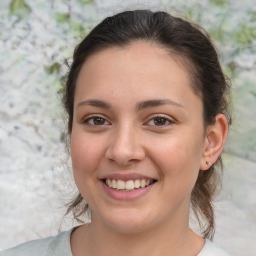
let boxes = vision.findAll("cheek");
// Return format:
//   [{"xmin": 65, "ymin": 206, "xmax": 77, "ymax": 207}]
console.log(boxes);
[
  {"xmin": 70, "ymin": 131, "xmax": 104, "ymax": 178},
  {"xmin": 148, "ymin": 130, "xmax": 203, "ymax": 184},
  {"xmin": 70, "ymin": 131, "xmax": 107, "ymax": 207}
]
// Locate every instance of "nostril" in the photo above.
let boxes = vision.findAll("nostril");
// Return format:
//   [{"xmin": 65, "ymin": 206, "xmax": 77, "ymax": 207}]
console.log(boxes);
[
  {"xmin": 105, "ymin": 148, "xmax": 146, "ymax": 166},
  {"xmin": 104, "ymin": 132, "xmax": 146, "ymax": 165}
]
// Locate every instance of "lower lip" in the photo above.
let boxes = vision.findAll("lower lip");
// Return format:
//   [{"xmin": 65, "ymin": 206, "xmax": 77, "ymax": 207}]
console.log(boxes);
[{"xmin": 101, "ymin": 181, "xmax": 156, "ymax": 200}]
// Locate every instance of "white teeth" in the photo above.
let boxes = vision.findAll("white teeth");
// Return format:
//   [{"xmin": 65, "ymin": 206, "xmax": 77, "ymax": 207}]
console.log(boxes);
[
  {"xmin": 117, "ymin": 180, "xmax": 125, "ymax": 190},
  {"xmin": 112, "ymin": 179, "xmax": 117, "ymax": 189},
  {"xmin": 141, "ymin": 179, "xmax": 146, "ymax": 188},
  {"xmin": 125, "ymin": 180, "xmax": 135, "ymax": 190},
  {"xmin": 134, "ymin": 180, "xmax": 140, "ymax": 188},
  {"xmin": 107, "ymin": 179, "xmax": 112, "ymax": 187},
  {"xmin": 105, "ymin": 178, "xmax": 154, "ymax": 190}
]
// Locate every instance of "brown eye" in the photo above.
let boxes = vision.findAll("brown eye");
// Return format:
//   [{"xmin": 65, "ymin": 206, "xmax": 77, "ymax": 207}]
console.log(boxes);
[
  {"xmin": 147, "ymin": 116, "xmax": 174, "ymax": 127},
  {"xmin": 83, "ymin": 116, "xmax": 110, "ymax": 126},
  {"xmin": 154, "ymin": 117, "xmax": 167, "ymax": 126},
  {"xmin": 93, "ymin": 117, "xmax": 105, "ymax": 125}
]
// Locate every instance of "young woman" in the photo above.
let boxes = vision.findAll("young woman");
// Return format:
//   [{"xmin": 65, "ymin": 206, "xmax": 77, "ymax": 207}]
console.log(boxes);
[{"xmin": 1, "ymin": 9, "xmax": 232, "ymax": 256}]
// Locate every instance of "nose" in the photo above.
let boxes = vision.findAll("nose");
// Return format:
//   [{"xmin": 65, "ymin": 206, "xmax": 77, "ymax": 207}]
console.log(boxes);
[{"xmin": 104, "ymin": 124, "xmax": 146, "ymax": 166}]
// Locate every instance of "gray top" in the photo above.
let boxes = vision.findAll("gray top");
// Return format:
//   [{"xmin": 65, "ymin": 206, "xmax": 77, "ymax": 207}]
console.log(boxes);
[{"xmin": 0, "ymin": 228, "xmax": 231, "ymax": 256}]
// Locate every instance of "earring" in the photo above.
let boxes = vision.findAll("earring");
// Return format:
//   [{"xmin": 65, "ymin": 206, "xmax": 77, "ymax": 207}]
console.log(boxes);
[{"xmin": 206, "ymin": 161, "xmax": 213, "ymax": 167}]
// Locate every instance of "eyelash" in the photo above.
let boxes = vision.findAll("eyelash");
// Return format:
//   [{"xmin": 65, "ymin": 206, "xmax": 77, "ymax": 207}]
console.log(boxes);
[
  {"xmin": 147, "ymin": 115, "xmax": 175, "ymax": 127},
  {"xmin": 82, "ymin": 115, "xmax": 111, "ymax": 126},
  {"xmin": 82, "ymin": 115, "xmax": 175, "ymax": 127}
]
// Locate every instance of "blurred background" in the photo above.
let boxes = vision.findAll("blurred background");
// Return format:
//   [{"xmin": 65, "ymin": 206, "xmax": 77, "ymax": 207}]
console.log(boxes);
[{"xmin": 0, "ymin": 0, "xmax": 255, "ymax": 255}]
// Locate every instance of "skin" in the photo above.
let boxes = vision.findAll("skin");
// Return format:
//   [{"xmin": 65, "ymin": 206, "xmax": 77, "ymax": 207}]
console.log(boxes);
[{"xmin": 70, "ymin": 41, "xmax": 228, "ymax": 256}]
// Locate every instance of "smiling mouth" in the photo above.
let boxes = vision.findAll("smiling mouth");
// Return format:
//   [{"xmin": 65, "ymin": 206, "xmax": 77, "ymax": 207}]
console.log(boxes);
[{"xmin": 102, "ymin": 178, "xmax": 157, "ymax": 191}]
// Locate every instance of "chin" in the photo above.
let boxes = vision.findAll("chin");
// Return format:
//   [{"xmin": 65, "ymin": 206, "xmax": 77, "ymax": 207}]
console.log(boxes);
[
  {"xmin": 108, "ymin": 219, "xmax": 152, "ymax": 234},
  {"xmin": 94, "ymin": 207, "xmax": 156, "ymax": 234}
]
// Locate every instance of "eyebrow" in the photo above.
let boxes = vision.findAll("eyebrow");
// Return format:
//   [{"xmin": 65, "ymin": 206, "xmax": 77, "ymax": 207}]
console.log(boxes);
[
  {"xmin": 77, "ymin": 99, "xmax": 184, "ymax": 110},
  {"xmin": 77, "ymin": 99, "xmax": 111, "ymax": 109},
  {"xmin": 136, "ymin": 99, "xmax": 184, "ymax": 110}
]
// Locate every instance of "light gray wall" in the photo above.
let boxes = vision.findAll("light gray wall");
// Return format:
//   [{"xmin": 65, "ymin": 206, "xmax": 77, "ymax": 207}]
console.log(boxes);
[{"xmin": 0, "ymin": 0, "xmax": 255, "ymax": 255}]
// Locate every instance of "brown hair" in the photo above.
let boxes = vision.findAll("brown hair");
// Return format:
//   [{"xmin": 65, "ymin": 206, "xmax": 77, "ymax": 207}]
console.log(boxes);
[{"xmin": 62, "ymin": 9, "xmax": 231, "ymax": 240}]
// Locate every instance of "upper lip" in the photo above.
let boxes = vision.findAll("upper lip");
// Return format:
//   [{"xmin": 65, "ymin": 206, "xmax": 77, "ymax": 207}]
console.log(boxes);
[{"xmin": 99, "ymin": 172, "xmax": 157, "ymax": 181}]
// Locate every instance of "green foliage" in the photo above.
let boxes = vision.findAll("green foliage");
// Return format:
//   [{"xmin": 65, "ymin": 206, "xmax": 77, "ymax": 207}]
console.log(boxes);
[
  {"xmin": 71, "ymin": 22, "xmax": 91, "ymax": 41},
  {"xmin": 181, "ymin": 3, "xmax": 202, "ymax": 24},
  {"xmin": 78, "ymin": 0, "xmax": 94, "ymax": 3},
  {"xmin": 55, "ymin": 12, "xmax": 71, "ymax": 23},
  {"xmin": 9, "ymin": 0, "xmax": 31, "ymax": 19},
  {"xmin": 233, "ymin": 23, "xmax": 256, "ymax": 45},
  {"xmin": 44, "ymin": 62, "xmax": 61, "ymax": 75},
  {"xmin": 251, "ymin": 91, "xmax": 256, "ymax": 98},
  {"xmin": 208, "ymin": 17, "xmax": 227, "ymax": 42},
  {"xmin": 209, "ymin": 0, "xmax": 228, "ymax": 6},
  {"xmin": 249, "ymin": 11, "xmax": 256, "ymax": 22},
  {"xmin": 54, "ymin": 12, "xmax": 91, "ymax": 40},
  {"xmin": 46, "ymin": 1, "xmax": 96, "ymax": 96},
  {"xmin": 223, "ymin": 61, "xmax": 239, "ymax": 79}
]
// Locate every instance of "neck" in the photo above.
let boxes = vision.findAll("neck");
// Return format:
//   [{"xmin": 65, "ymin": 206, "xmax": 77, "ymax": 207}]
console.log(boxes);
[{"xmin": 71, "ymin": 212, "xmax": 204, "ymax": 256}]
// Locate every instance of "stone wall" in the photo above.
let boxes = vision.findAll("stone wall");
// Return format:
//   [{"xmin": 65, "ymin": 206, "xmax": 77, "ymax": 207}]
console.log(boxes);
[{"xmin": 0, "ymin": 0, "xmax": 255, "ymax": 255}]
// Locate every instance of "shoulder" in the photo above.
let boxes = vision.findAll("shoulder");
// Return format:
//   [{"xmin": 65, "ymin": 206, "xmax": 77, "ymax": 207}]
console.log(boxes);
[
  {"xmin": 0, "ymin": 228, "xmax": 74, "ymax": 256},
  {"xmin": 198, "ymin": 239, "xmax": 231, "ymax": 256}
]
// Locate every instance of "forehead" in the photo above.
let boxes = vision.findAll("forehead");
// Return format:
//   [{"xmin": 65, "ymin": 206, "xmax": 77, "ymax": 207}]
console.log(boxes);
[
  {"xmin": 75, "ymin": 41, "xmax": 201, "ymax": 111},
  {"xmin": 81, "ymin": 41, "xmax": 190, "ymax": 76}
]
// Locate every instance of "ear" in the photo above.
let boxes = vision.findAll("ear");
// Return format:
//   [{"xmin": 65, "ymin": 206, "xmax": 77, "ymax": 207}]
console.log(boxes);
[{"xmin": 200, "ymin": 114, "xmax": 229, "ymax": 171}]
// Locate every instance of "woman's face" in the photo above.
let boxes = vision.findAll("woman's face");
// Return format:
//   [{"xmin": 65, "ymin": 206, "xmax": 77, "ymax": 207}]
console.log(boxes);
[{"xmin": 71, "ymin": 41, "xmax": 207, "ymax": 233}]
